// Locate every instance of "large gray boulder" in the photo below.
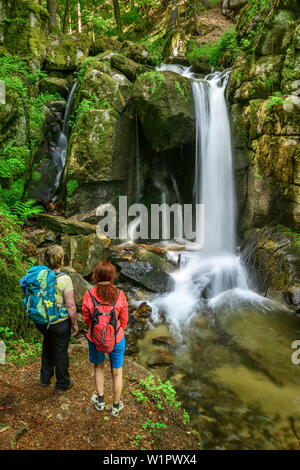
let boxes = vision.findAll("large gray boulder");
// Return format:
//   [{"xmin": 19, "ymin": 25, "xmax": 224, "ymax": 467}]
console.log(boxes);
[{"xmin": 133, "ymin": 70, "xmax": 195, "ymax": 152}]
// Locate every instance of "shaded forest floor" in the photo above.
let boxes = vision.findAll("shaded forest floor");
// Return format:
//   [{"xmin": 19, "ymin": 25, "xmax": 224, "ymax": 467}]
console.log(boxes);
[{"xmin": 0, "ymin": 346, "xmax": 200, "ymax": 450}]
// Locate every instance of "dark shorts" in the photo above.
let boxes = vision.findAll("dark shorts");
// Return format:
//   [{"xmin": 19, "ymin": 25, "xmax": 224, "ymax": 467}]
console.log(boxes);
[{"xmin": 88, "ymin": 336, "xmax": 125, "ymax": 369}]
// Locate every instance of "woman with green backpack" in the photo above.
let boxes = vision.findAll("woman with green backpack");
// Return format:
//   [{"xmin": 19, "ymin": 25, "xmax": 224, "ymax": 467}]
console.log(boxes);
[{"xmin": 21, "ymin": 245, "xmax": 78, "ymax": 391}]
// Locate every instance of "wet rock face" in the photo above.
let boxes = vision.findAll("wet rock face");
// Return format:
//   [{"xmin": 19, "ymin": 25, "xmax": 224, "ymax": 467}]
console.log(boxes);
[
  {"xmin": 241, "ymin": 227, "xmax": 300, "ymax": 310},
  {"xmin": 133, "ymin": 70, "xmax": 195, "ymax": 152},
  {"xmin": 230, "ymin": 2, "xmax": 300, "ymax": 232},
  {"xmin": 64, "ymin": 54, "xmax": 137, "ymax": 216},
  {"xmin": 26, "ymin": 101, "xmax": 66, "ymax": 204}
]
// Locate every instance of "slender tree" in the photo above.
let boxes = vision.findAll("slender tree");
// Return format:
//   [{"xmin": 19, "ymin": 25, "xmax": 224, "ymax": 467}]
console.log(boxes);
[
  {"xmin": 112, "ymin": 0, "xmax": 123, "ymax": 37},
  {"xmin": 47, "ymin": 0, "xmax": 58, "ymax": 30},
  {"xmin": 171, "ymin": 0, "xmax": 178, "ymax": 30},
  {"xmin": 201, "ymin": 0, "xmax": 210, "ymax": 8},
  {"xmin": 77, "ymin": 1, "xmax": 82, "ymax": 33},
  {"xmin": 193, "ymin": 0, "xmax": 198, "ymax": 31},
  {"xmin": 63, "ymin": 0, "xmax": 70, "ymax": 34}
]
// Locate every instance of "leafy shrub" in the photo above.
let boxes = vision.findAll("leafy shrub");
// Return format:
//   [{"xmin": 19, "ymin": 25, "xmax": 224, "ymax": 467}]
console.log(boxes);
[
  {"xmin": 0, "ymin": 210, "xmax": 36, "ymax": 337},
  {"xmin": 187, "ymin": 28, "xmax": 239, "ymax": 68}
]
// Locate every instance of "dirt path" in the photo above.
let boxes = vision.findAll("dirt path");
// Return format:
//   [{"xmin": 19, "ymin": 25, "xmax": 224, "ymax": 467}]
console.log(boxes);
[
  {"xmin": 0, "ymin": 347, "xmax": 199, "ymax": 451},
  {"xmin": 196, "ymin": 2, "xmax": 234, "ymax": 44}
]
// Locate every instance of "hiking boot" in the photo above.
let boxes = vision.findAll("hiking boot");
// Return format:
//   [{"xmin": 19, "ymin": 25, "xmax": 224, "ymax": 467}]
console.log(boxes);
[
  {"xmin": 40, "ymin": 380, "xmax": 51, "ymax": 387},
  {"xmin": 111, "ymin": 401, "xmax": 124, "ymax": 417},
  {"xmin": 55, "ymin": 378, "xmax": 74, "ymax": 392},
  {"xmin": 91, "ymin": 393, "xmax": 105, "ymax": 411}
]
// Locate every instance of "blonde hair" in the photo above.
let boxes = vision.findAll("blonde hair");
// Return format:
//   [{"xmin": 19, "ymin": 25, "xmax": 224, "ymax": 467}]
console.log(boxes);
[{"xmin": 44, "ymin": 245, "xmax": 65, "ymax": 270}]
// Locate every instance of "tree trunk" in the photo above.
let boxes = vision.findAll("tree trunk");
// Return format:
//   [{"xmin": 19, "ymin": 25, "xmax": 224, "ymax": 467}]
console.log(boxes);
[
  {"xmin": 112, "ymin": 0, "xmax": 123, "ymax": 37},
  {"xmin": 63, "ymin": 0, "xmax": 70, "ymax": 34},
  {"xmin": 201, "ymin": 0, "xmax": 210, "ymax": 9},
  {"xmin": 171, "ymin": 0, "xmax": 178, "ymax": 31},
  {"xmin": 47, "ymin": 0, "xmax": 57, "ymax": 31},
  {"xmin": 77, "ymin": 2, "xmax": 82, "ymax": 33},
  {"xmin": 69, "ymin": 14, "xmax": 73, "ymax": 34},
  {"xmin": 194, "ymin": 0, "xmax": 198, "ymax": 31}
]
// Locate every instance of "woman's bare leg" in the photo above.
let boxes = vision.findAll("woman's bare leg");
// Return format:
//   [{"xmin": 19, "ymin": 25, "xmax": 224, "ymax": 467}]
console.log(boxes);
[
  {"xmin": 111, "ymin": 367, "xmax": 123, "ymax": 404},
  {"xmin": 95, "ymin": 361, "xmax": 105, "ymax": 396}
]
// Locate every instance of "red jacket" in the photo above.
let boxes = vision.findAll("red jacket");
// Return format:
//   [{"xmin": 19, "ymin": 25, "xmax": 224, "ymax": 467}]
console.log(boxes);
[{"xmin": 82, "ymin": 286, "xmax": 128, "ymax": 344}]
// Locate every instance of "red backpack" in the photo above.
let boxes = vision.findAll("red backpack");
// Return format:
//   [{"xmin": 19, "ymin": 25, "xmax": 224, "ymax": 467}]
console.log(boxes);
[{"xmin": 88, "ymin": 289, "xmax": 121, "ymax": 353}]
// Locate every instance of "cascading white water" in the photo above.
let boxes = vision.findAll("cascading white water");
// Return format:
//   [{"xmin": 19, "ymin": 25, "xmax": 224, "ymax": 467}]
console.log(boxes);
[
  {"xmin": 194, "ymin": 71, "xmax": 236, "ymax": 255},
  {"xmin": 53, "ymin": 82, "xmax": 77, "ymax": 193},
  {"xmin": 149, "ymin": 65, "xmax": 253, "ymax": 328}
]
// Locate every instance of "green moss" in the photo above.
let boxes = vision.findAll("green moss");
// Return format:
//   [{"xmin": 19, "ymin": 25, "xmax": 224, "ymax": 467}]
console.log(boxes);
[
  {"xmin": 0, "ymin": 211, "xmax": 36, "ymax": 337},
  {"xmin": 137, "ymin": 71, "xmax": 165, "ymax": 96},
  {"xmin": 4, "ymin": 0, "xmax": 48, "ymax": 68},
  {"xmin": 277, "ymin": 225, "xmax": 300, "ymax": 255}
]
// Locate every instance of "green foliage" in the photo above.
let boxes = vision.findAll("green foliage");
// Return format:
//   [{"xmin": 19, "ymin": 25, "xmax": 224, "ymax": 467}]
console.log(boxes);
[
  {"xmin": 131, "ymin": 388, "xmax": 149, "ymax": 405},
  {"xmin": 0, "ymin": 55, "xmax": 58, "ymax": 218},
  {"xmin": 10, "ymin": 200, "xmax": 43, "ymax": 220},
  {"xmin": 239, "ymin": 0, "xmax": 274, "ymax": 53},
  {"xmin": 137, "ymin": 71, "xmax": 165, "ymax": 95},
  {"xmin": 144, "ymin": 34, "xmax": 169, "ymax": 66},
  {"xmin": 66, "ymin": 179, "xmax": 79, "ymax": 203},
  {"xmin": 134, "ymin": 374, "xmax": 182, "ymax": 411},
  {"xmin": 265, "ymin": 91, "xmax": 292, "ymax": 111},
  {"xmin": 0, "ymin": 326, "xmax": 42, "ymax": 367},
  {"xmin": 277, "ymin": 225, "xmax": 300, "ymax": 255},
  {"xmin": 0, "ymin": 211, "xmax": 36, "ymax": 337},
  {"xmin": 142, "ymin": 419, "xmax": 168, "ymax": 433},
  {"xmin": 187, "ymin": 28, "xmax": 239, "ymax": 68}
]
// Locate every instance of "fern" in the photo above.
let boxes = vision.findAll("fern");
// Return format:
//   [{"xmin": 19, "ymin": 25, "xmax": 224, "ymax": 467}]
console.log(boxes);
[{"xmin": 10, "ymin": 200, "xmax": 43, "ymax": 220}]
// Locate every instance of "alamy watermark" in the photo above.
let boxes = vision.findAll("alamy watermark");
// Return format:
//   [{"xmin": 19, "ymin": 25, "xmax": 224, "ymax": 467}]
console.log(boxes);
[
  {"xmin": 291, "ymin": 340, "xmax": 300, "ymax": 365},
  {"xmin": 0, "ymin": 340, "xmax": 5, "ymax": 365},
  {"xmin": 0, "ymin": 80, "xmax": 6, "ymax": 105},
  {"xmin": 95, "ymin": 196, "xmax": 204, "ymax": 246}
]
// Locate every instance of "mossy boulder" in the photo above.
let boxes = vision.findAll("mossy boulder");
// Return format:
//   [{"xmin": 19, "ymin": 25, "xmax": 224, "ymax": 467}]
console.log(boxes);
[
  {"xmin": 251, "ymin": 135, "xmax": 298, "ymax": 185},
  {"xmin": 134, "ymin": 246, "xmax": 175, "ymax": 273},
  {"xmin": 75, "ymin": 56, "xmax": 132, "ymax": 113},
  {"xmin": 64, "ymin": 55, "xmax": 137, "ymax": 216},
  {"xmin": 61, "ymin": 233, "xmax": 110, "ymax": 277},
  {"xmin": 3, "ymin": 0, "xmax": 49, "ymax": 70},
  {"xmin": 133, "ymin": 70, "xmax": 195, "ymax": 152},
  {"xmin": 120, "ymin": 42, "xmax": 149, "ymax": 64},
  {"xmin": 281, "ymin": 46, "xmax": 300, "ymax": 94},
  {"xmin": 61, "ymin": 267, "xmax": 92, "ymax": 308},
  {"xmin": 40, "ymin": 77, "xmax": 69, "ymax": 98},
  {"xmin": 255, "ymin": 10, "xmax": 296, "ymax": 56},
  {"xmin": 118, "ymin": 260, "xmax": 175, "ymax": 293},
  {"xmin": 90, "ymin": 37, "xmax": 122, "ymax": 55},
  {"xmin": 45, "ymin": 34, "xmax": 91, "ymax": 71},
  {"xmin": 36, "ymin": 213, "xmax": 97, "ymax": 235},
  {"xmin": 250, "ymin": 96, "xmax": 300, "ymax": 138},
  {"xmin": 230, "ymin": 2, "xmax": 300, "ymax": 232},
  {"xmin": 68, "ymin": 108, "xmax": 119, "ymax": 184},
  {"xmin": 110, "ymin": 54, "xmax": 148, "ymax": 82},
  {"xmin": 241, "ymin": 227, "xmax": 300, "ymax": 310}
]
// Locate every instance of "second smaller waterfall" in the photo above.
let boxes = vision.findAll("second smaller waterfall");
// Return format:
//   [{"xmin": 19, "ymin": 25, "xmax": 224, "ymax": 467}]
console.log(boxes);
[{"xmin": 52, "ymin": 82, "xmax": 76, "ymax": 196}]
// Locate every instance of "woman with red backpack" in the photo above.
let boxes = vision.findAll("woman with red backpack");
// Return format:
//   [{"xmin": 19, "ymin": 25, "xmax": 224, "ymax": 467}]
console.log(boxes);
[{"xmin": 82, "ymin": 261, "xmax": 128, "ymax": 417}]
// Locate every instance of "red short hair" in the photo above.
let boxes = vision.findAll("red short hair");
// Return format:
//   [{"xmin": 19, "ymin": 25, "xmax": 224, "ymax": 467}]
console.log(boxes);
[{"xmin": 92, "ymin": 261, "xmax": 118, "ymax": 304}]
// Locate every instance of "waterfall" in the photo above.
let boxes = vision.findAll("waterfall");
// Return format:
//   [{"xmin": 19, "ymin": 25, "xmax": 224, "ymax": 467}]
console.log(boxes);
[
  {"xmin": 193, "ymin": 71, "xmax": 236, "ymax": 255},
  {"xmin": 52, "ymin": 82, "xmax": 77, "ymax": 195},
  {"xmin": 150, "ymin": 65, "xmax": 252, "ymax": 328}
]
